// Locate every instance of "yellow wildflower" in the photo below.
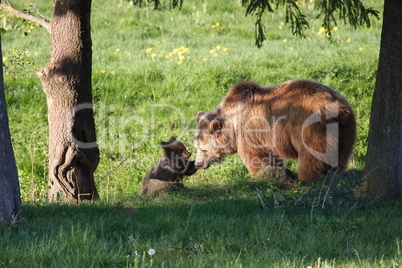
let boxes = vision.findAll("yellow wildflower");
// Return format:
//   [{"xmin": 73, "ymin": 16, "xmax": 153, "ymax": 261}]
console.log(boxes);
[
  {"xmin": 209, "ymin": 49, "xmax": 216, "ymax": 54},
  {"xmin": 359, "ymin": 47, "xmax": 364, "ymax": 51},
  {"xmin": 110, "ymin": 71, "xmax": 116, "ymax": 75},
  {"xmin": 34, "ymin": 52, "xmax": 42, "ymax": 56},
  {"xmin": 145, "ymin": 48, "xmax": 153, "ymax": 53},
  {"xmin": 2, "ymin": 57, "xmax": 8, "ymax": 62},
  {"xmin": 333, "ymin": 26, "xmax": 339, "ymax": 31},
  {"xmin": 216, "ymin": 45, "xmax": 222, "ymax": 50},
  {"xmin": 177, "ymin": 60, "xmax": 183, "ymax": 65},
  {"xmin": 165, "ymin": 55, "xmax": 171, "ymax": 59},
  {"xmin": 223, "ymin": 48, "xmax": 228, "ymax": 52},
  {"xmin": 346, "ymin": 38, "xmax": 352, "ymax": 43},
  {"xmin": 151, "ymin": 53, "xmax": 157, "ymax": 58},
  {"xmin": 118, "ymin": 4, "xmax": 123, "ymax": 8},
  {"xmin": 211, "ymin": 22, "xmax": 220, "ymax": 28},
  {"xmin": 317, "ymin": 27, "xmax": 326, "ymax": 35},
  {"xmin": 179, "ymin": 55, "xmax": 185, "ymax": 60},
  {"xmin": 283, "ymin": 38, "xmax": 288, "ymax": 42},
  {"xmin": 202, "ymin": 58, "xmax": 207, "ymax": 62}
]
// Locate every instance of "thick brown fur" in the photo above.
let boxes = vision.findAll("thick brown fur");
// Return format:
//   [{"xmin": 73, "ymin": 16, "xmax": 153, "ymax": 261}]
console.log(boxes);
[
  {"xmin": 194, "ymin": 79, "xmax": 356, "ymax": 182},
  {"xmin": 140, "ymin": 136, "xmax": 197, "ymax": 194}
]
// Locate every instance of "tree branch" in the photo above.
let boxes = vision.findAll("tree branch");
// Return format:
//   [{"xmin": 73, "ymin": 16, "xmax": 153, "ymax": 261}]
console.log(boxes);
[
  {"xmin": 30, "ymin": 1, "xmax": 48, "ymax": 22},
  {"xmin": 1, "ymin": 0, "xmax": 51, "ymax": 33}
]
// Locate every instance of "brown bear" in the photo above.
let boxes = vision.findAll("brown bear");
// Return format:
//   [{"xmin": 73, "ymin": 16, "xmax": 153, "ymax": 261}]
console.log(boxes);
[
  {"xmin": 194, "ymin": 79, "xmax": 356, "ymax": 182},
  {"xmin": 140, "ymin": 136, "xmax": 197, "ymax": 195}
]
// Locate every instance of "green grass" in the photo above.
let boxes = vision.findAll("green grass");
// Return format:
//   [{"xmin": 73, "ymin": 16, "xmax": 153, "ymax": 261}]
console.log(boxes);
[
  {"xmin": 1, "ymin": 194, "xmax": 401, "ymax": 267},
  {"xmin": 2, "ymin": 0, "xmax": 400, "ymax": 267}
]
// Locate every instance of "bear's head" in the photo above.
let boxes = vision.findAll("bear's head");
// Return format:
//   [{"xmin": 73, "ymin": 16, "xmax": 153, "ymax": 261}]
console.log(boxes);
[
  {"xmin": 161, "ymin": 136, "xmax": 192, "ymax": 172},
  {"xmin": 194, "ymin": 111, "xmax": 236, "ymax": 170}
]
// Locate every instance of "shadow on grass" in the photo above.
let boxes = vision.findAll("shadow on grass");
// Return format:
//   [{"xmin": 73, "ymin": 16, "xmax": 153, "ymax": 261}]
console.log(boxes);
[{"xmin": 1, "ymin": 168, "xmax": 400, "ymax": 267}]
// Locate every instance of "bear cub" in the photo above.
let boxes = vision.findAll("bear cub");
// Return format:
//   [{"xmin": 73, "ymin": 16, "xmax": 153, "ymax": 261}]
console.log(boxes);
[{"xmin": 140, "ymin": 136, "xmax": 197, "ymax": 195}]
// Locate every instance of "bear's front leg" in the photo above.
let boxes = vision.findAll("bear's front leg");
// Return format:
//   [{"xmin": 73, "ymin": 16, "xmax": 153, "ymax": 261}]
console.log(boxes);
[
  {"xmin": 239, "ymin": 150, "xmax": 284, "ymax": 175},
  {"xmin": 184, "ymin": 160, "xmax": 198, "ymax": 176}
]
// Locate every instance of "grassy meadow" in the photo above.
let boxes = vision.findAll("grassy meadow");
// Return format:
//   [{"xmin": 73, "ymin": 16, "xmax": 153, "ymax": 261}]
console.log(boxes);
[{"xmin": 2, "ymin": 0, "xmax": 402, "ymax": 267}]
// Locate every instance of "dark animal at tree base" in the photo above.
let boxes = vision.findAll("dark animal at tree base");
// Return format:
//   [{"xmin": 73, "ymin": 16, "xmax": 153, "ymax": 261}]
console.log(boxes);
[
  {"xmin": 194, "ymin": 79, "xmax": 356, "ymax": 182},
  {"xmin": 140, "ymin": 136, "xmax": 197, "ymax": 195}
]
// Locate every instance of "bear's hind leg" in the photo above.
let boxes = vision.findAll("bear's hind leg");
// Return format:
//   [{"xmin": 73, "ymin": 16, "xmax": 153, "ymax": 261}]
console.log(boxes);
[{"xmin": 297, "ymin": 152, "xmax": 329, "ymax": 182}]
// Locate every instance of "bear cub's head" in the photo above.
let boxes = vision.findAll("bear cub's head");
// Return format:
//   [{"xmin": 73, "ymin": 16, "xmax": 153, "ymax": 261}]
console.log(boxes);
[{"xmin": 161, "ymin": 136, "xmax": 193, "ymax": 173}]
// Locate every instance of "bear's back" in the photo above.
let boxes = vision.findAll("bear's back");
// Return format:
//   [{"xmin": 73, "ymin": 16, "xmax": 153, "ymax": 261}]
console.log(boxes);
[{"xmin": 243, "ymin": 79, "xmax": 353, "ymax": 121}]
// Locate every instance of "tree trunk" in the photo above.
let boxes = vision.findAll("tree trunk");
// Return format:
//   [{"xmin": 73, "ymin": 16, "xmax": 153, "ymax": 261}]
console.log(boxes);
[
  {"xmin": 0, "ymin": 41, "xmax": 22, "ymax": 223},
  {"xmin": 358, "ymin": 0, "xmax": 402, "ymax": 200},
  {"xmin": 38, "ymin": 0, "xmax": 99, "ymax": 202}
]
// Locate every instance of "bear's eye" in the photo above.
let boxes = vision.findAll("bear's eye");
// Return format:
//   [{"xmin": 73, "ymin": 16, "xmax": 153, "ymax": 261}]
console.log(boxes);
[{"xmin": 202, "ymin": 150, "xmax": 208, "ymax": 153}]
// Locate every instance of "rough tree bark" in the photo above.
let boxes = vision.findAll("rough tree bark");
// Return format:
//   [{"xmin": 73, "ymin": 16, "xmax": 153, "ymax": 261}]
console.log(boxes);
[
  {"xmin": 36, "ymin": 0, "xmax": 99, "ymax": 202},
  {"xmin": 1, "ymin": 0, "xmax": 99, "ymax": 203},
  {"xmin": 0, "ymin": 41, "xmax": 22, "ymax": 222},
  {"xmin": 358, "ymin": 0, "xmax": 402, "ymax": 200},
  {"xmin": 2, "ymin": 0, "xmax": 100, "ymax": 202}
]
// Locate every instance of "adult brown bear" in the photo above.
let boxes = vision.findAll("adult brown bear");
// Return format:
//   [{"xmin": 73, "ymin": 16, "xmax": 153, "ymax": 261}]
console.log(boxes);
[{"xmin": 194, "ymin": 79, "xmax": 356, "ymax": 182}]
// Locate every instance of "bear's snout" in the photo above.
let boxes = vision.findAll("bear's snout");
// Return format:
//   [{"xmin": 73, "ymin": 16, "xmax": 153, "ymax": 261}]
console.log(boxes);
[
  {"xmin": 182, "ymin": 150, "xmax": 191, "ymax": 159},
  {"xmin": 194, "ymin": 159, "xmax": 209, "ymax": 170},
  {"xmin": 194, "ymin": 161, "xmax": 204, "ymax": 169}
]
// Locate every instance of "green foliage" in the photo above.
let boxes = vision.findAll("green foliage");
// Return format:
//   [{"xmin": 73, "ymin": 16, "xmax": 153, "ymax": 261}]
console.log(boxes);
[
  {"xmin": 2, "ymin": 48, "xmax": 36, "ymax": 72},
  {"xmin": 0, "ymin": 6, "xmax": 39, "ymax": 36},
  {"xmin": 285, "ymin": 1, "xmax": 309, "ymax": 37},
  {"xmin": 242, "ymin": 0, "xmax": 274, "ymax": 47},
  {"xmin": 241, "ymin": 0, "xmax": 379, "ymax": 47},
  {"xmin": 316, "ymin": 0, "xmax": 380, "ymax": 35}
]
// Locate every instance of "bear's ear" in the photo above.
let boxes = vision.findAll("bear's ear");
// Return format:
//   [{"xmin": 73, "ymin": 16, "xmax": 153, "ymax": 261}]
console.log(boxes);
[
  {"xmin": 196, "ymin": 111, "xmax": 205, "ymax": 122},
  {"xmin": 210, "ymin": 119, "xmax": 223, "ymax": 133},
  {"xmin": 169, "ymin": 136, "xmax": 176, "ymax": 141},
  {"xmin": 160, "ymin": 140, "xmax": 172, "ymax": 149}
]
